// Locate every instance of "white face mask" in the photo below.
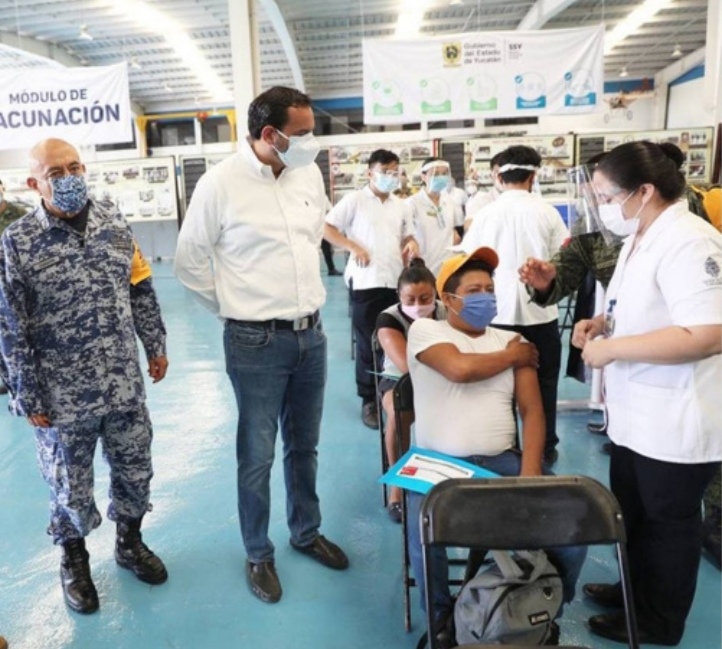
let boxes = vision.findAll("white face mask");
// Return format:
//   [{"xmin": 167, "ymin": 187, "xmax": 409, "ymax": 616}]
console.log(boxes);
[
  {"xmin": 373, "ymin": 172, "xmax": 400, "ymax": 194},
  {"xmin": 598, "ymin": 189, "xmax": 642, "ymax": 237},
  {"xmin": 274, "ymin": 130, "xmax": 320, "ymax": 168}
]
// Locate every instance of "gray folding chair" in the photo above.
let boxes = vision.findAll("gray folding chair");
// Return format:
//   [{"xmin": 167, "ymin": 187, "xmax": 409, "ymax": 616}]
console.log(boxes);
[{"xmin": 420, "ymin": 476, "xmax": 639, "ymax": 649}]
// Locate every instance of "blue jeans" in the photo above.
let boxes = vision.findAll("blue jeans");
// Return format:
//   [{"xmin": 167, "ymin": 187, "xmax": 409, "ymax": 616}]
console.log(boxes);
[
  {"xmin": 407, "ymin": 450, "xmax": 588, "ymax": 621},
  {"xmin": 224, "ymin": 319, "xmax": 327, "ymax": 563}
]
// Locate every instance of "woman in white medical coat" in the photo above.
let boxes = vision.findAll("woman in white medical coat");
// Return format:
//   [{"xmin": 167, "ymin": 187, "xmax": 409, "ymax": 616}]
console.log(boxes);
[{"xmin": 572, "ymin": 141, "xmax": 722, "ymax": 646}]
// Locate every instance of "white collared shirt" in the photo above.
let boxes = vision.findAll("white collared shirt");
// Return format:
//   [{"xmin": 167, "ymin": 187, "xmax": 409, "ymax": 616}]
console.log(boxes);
[
  {"xmin": 603, "ymin": 202, "xmax": 722, "ymax": 463},
  {"xmin": 407, "ymin": 190, "xmax": 461, "ymax": 275},
  {"xmin": 462, "ymin": 189, "xmax": 569, "ymax": 325},
  {"xmin": 325, "ymin": 185, "xmax": 413, "ymax": 290},
  {"xmin": 174, "ymin": 139, "xmax": 328, "ymax": 320}
]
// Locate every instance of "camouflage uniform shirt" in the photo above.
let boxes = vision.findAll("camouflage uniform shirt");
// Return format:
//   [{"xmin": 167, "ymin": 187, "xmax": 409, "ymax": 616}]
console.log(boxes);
[
  {"xmin": 0, "ymin": 200, "xmax": 29, "ymax": 234},
  {"xmin": 0, "ymin": 200, "xmax": 166, "ymax": 424}
]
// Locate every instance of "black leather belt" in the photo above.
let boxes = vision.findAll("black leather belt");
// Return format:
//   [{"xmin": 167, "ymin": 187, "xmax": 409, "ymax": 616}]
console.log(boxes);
[{"xmin": 229, "ymin": 311, "xmax": 320, "ymax": 331}]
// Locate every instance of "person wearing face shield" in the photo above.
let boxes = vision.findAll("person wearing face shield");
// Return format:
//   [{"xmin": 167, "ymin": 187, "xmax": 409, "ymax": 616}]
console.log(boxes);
[
  {"xmin": 0, "ymin": 179, "xmax": 30, "ymax": 397},
  {"xmin": 461, "ymin": 146, "xmax": 569, "ymax": 466},
  {"xmin": 324, "ymin": 149, "xmax": 420, "ymax": 430},
  {"xmin": 175, "ymin": 87, "xmax": 349, "ymax": 605},
  {"xmin": 0, "ymin": 138, "xmax": 169, "ymax": 614},
  {"xmin": 569, "ymin": 141, "xmax": 722, "ymax": 647},
  {"xmin": 405, "ymin": 157, "xmax": 463, "ymax": 276},
  {"xmin": 464, "ymin": 152, "xmax": 504, "ymax": 232},
  {"xmin": 403, "ymin": 247, "xmax": 586, "ymax": 628}
]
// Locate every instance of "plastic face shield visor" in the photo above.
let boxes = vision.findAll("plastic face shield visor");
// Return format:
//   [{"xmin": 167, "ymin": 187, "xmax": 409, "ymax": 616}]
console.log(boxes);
[{"xmin": 566, "ymin": 165, "xmax": 617, "ymax": 246}]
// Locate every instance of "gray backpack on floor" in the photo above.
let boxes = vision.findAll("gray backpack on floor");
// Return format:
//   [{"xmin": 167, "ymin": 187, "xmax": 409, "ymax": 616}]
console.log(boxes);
[{"xmin": 454, "ymin": 550, "xmax": 562, "ymax": 645}]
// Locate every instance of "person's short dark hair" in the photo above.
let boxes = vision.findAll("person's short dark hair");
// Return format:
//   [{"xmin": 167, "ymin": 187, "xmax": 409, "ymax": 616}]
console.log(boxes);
[
  {"xmin": 248, "ymin": 86, "xmax": 312, "ymax": 140},
  {"xmin": 368, "ymin": 149, "xmax": 400, "ymax": 168},
  {"xmin": 596, "ymin": 140, "xmax": 686, "ymax": 202},
  {"xmin": 489, "ymin": 151, "xmax": 504, "ymax": 170},
  {"xmin": 443, "ymin": 259, "xmax": 495, "ymax": 295},
  {"xmin": 585, "ymin": 152, "xmax": 607, "ymax": 168},
  {"xmin": 397, "ymin": 258, "xmax": 437, "ymax": 293},
  {"xmin": 496, "ymin": 145, "xmax": 541, "ymax": 184}
]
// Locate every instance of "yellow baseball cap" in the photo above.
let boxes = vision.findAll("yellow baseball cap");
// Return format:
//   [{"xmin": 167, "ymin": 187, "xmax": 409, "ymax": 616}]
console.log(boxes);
[{"xmin": 436, "ymin": 247, "xmax": 499, "ymax": 295}]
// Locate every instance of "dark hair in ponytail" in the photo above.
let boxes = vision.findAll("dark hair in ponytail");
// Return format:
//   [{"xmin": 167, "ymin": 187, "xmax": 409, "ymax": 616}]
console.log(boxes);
[
  {"xmin": 596, "ymin": 141, "xmax": 686, "ymax": 202},
  {"xmin": 397, "ymin": 258, "xmax": 437, "ymax": 293}
]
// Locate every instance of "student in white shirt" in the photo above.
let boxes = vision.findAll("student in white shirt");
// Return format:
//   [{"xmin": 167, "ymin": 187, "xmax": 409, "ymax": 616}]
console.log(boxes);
[
  {"xmin": 464, "ymin": 152, "xmax": 503, "ymax": 232},
  {"xmin": 324, "ymin": 150, "xmax": 419, "ymax": 429},
  {"xmin": 406, "ymin": 157, "xmax": 462, "ymax": 275},
  {"xmin": 462, "ymin": 145, "xmax": 569, "ymax": 465},
  {"xmin": 405, "ymin": 247, "xmax": 586, "ymax": 626},
  {"xmin": 572, "ymin": 141, "xmax": 722, "ymax": 646},
  {"xmin": 175, "ymin": 86, "xmax": 348, "ymax": 605}
]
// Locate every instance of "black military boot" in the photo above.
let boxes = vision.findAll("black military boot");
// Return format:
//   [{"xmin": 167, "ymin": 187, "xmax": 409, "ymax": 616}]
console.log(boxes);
[
  {"xmin": 115, "ymin": 518, "xmax": 168, "ymax": 585},
  {"xmin": 60, "ymin": 538, "xmax": 99, "ymax": 614}
]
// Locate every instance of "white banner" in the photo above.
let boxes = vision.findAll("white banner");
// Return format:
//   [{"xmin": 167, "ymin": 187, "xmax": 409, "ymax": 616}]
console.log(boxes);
[
  {"xmin": 0, "ymin": 63, "xmax": 132, "ymax": 150},
  {"xmin": 363, "ymin": 26, "xmax": 604, "ymax": 124}
]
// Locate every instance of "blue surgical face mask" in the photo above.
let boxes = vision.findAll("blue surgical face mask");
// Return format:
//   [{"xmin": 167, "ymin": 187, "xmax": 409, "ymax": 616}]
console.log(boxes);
[
  {"xmin": 428, "ymin": 175, "xmax": 451, "ymax": 193},
  {"xmin": 373, "ymin": 172, "xmax": 400, "ymax": 194},
  {"xmin": 50, "ymin": 174, "xmax": 88, "ymax": 215},
  {"xmin": 449, "ymin": 292, "xmax": 497, "ymax": 329}
]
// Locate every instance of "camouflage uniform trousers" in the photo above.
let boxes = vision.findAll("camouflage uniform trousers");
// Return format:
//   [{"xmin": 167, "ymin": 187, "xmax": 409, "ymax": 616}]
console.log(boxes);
[{"xmin": 34, "ymin": 405, "xmax": 154, "ymax": 544}]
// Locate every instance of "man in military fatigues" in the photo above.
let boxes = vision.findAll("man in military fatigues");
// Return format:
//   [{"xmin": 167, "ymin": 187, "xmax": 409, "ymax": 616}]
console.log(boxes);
[{"xmin": 0, "ymin": 139, "xmax": 169, "ymax": 615}]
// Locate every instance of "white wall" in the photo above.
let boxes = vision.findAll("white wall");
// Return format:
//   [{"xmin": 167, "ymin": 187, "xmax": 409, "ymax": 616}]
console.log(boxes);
[{"xmin": 667, "ymin": 76, "xmax": 715, "ymax": 128}]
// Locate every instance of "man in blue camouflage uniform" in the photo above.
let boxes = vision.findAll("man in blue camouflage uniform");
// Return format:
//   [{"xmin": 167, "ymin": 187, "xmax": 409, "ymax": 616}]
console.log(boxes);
[{"xmin": 0, "ymin": 138, "xmax": 169, "ymax": 615}]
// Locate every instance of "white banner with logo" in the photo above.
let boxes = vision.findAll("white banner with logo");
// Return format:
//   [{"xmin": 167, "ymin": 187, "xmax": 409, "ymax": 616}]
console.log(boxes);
[
  {"xmin": 0, "ymin": 62, "xmax": 132, "ymax": 150},
  {"xmin": 363, "ymin": 26, "xmax": 604, "ymax": 124}
]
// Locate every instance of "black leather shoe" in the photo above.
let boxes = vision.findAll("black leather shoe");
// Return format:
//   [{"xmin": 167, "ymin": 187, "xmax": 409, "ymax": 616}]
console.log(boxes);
[
  {"xmin": 246, "ymin": 560, "xmax": 282, "ymax": 603},
  {"xmin": 361, "ymin": 402, "xmax": 378, "ymax": 429},
  {"xmin": 601, "ymin": 442, "xmax": 612, "ymax": 455},
  {"xmin": 327, "ymin": 268, "xmax": 343, "ymax": 276},
  {"xmin": 115, "ymin": 519, "xmax": 168, "ymax": 585},
  {"xmin": 589, "ymin": 612, "xmax": 681, "ymax": 646},
  {"xmin": 583, "ymin": 582, "xmax": 623, "ymax": 607},
  {"xmin": 544, "ymin": 621, "xmax": 560, "ymax": 646},
  {"xmin": 60, "ymin": 539, "xmax": 99, "ymax": 614},
  {"xmin": 291, "ymin": 535, "xmax": 349, "ymax": 570}
]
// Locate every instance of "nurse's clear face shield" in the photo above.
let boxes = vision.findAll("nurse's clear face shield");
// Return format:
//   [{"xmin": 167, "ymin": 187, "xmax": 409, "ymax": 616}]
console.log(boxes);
[
  {"xmin": 566, "ymin": 165, "xmax": 617, "ymax": 245},
  {"xmin": 421, "ymin": 161, "xmax": 452, "ymax": 194}
]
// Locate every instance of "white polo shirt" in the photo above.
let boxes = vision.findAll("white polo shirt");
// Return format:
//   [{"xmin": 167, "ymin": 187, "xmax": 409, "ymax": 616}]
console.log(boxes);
[
  {"xmin": 462, "ymin": 189, "xmax": 569, "ymax": 326},
  {"xmin": 325, "ymin": 185, "xmax": 413, "ymax": 291},
  {"xmin": 603, "ymin": 202, "xmax": 722, "ymax": 463},
  {"xmin": 407, "ymin": 190, "xmax": 462, "ymax": 275},
  {"xmin": 174, "ymin": 139, "xmax": 327, "ymax": 320},
  {"xmin": 407, "ymin": 319, "xmax": 518, "ymax": 457}
]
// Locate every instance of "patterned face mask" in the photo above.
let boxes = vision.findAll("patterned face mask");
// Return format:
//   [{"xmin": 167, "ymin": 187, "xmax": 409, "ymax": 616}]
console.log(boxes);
[{"xmin": 50, "ymin": 174, "xmax": 88, "ymax": 215}]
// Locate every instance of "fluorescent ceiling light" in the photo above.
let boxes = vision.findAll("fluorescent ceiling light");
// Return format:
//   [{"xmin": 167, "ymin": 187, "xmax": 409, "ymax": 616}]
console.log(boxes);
[
  {"xmin": 107, "ymin": 0, "xmax": 232, "ymax": 103},
  {"xmin": 671, "ymin": 43, "xmax": 682, "ymax": 58},
  {"xmin": 129, "ymin": 57, "xmax": 142, "ymax": 70},
  {"xmin": 619, "ymin": 66, "xmax": 629, "ymax": 77},
  {"xmin": 604, "ymin": 0, "xmax": 673, "ymax": 54},
  {"xmin": 396, "ymin": 0, "xmax": 431, "ymax": 38},
  {"xmin": 79, "ymin": 25, "xmax": 93, "ymax": 41}
]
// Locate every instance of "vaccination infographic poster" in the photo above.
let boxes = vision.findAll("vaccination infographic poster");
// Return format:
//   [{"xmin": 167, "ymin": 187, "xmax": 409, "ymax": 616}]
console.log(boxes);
[{"xmin": 363, "ymin": 25, "xmax": 604, "ymax": 124}]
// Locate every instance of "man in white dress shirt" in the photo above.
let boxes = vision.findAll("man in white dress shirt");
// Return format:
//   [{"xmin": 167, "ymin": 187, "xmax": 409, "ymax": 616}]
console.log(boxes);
[
  {"xmin": 462, "ymin": 145, "xmax": 569, "ymax": 465},
  {"xmin": 174, "ymin": 86, "xmax": 348, "ymax": 605},
  {"xmin": 324, "ymin": 150, "xmax": 419, "ymax": 429}
]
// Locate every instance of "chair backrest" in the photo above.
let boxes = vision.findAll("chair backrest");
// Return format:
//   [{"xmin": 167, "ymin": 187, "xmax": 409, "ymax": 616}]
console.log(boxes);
[
  {"xmin": 420, "ymin": 476, "xmax": 639, "ymax": 649},
  {"xmin": 392, "ymin": 372, "xmax": 414, "ymax": 422},
  {"xmin": 421, "ymin": 476, "xmax": 626, "ymax": 550}
]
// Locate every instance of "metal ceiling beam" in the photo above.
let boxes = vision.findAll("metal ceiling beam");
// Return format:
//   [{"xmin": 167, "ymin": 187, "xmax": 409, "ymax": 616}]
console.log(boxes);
[
  {"xmin": 0, "ymin": 31, "xmax": 77, "ymax": 67},
  {"xmin": 257, "ymin": 0, "xmax": 304, "ymax": 91}
]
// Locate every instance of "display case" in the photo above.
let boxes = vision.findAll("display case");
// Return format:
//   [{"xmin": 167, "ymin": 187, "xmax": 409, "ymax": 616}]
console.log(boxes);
[
  {"xmin": 576, "ymin": 127, "xmax": 714, "ymax": 182},
  {"xmin": 464, "ymin": 134, "xmax": 576, "ymax": 200},
  {"xmin": 328, "ymin": 141, "xmax": 436, "ymax": 204},
  {"xmin": 1, "ymin": 156, "xmax": 180, "ymax": 259}
]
